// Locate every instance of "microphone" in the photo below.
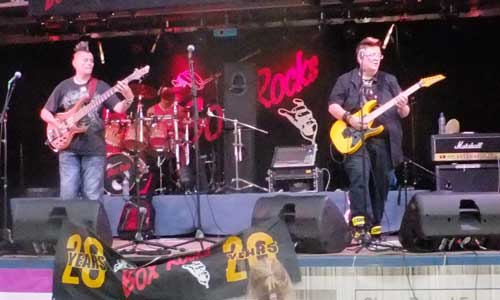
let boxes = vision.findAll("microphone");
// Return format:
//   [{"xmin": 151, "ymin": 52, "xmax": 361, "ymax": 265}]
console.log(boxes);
[
  {"xmin": 187, "ymin": 44, "xmax": 195, "ymax": 59},
  {"xmin": 8, "ymin": 71, "xmax": 22, "ymax": 85},
  {"xmin": 382, "ymin": 24, "xmax": 395, "ymax": 50}
]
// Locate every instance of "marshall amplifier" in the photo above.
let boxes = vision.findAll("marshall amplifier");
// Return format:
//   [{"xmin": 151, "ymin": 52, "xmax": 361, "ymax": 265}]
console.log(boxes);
[
  {"xmin": 436, "ymin": 163, "xmax": 500, "ymax": 192},
  {"xmin": 431, "ymin": 133, "xmax": 500, "ymax": 162}
]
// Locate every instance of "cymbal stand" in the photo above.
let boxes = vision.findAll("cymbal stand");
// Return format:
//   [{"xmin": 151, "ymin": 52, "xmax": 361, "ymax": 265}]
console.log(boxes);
[
  {"xmin": 207, "ymin": 110, "xmax": 269, "ymax": 192},
  {"xmin": 155, "ymin": 154, "xmax": 168, "ymax": 194},
  {"xmin": 173, "ymin": 101, "xmax": 182, "ymax": 170},
  {"xmin": 115, "ymin": 98, "xmax": 178, "ymax": 255}
]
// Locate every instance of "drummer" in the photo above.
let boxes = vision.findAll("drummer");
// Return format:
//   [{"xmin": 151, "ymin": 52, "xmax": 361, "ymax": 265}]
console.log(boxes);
[{"xmin": 146, "ymin": 86, "xmax": 190, "ymax": 167}]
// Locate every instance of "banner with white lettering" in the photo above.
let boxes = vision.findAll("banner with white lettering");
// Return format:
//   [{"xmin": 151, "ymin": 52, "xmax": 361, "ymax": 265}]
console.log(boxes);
[
  {"xmin": 29, "ymin": 0, "xmax": 226, "ymax": 16},
  {"xmin": 52, "ymin": 217, "xmax": 300, "ymax": 300}
]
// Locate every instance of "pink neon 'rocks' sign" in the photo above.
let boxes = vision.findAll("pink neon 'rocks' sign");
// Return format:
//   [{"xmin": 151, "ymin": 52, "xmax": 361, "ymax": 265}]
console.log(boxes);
[{"xmin": 258, "ymin": 50, "xmax": 319, "ymax": 108}]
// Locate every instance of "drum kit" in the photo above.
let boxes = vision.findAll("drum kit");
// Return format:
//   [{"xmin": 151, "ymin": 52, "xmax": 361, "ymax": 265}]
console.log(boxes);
[{"xmin": 104, "ymin": 84, "xmax": 194, "ymax": 195}]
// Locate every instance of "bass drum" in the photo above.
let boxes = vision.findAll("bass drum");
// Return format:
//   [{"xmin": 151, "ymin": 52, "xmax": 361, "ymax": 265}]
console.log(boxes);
[{"xmin": 105, "ymin": 152, "xmax": 148, "ymax": 195}]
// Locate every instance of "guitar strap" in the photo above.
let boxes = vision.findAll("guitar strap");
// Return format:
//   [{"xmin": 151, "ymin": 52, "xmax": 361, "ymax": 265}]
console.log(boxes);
[{"xmin": 87, "ymin": 77, "xmax": 98, "ymax": 102}]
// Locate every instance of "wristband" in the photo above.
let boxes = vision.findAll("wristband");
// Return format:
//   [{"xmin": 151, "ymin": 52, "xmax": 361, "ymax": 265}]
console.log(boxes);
[
  {"xmin": 124, "ymin": 97, "xmax": 134, "ymax": 105},
  {"xmin": 342, "ymin": 111, "xmax": 351, "ymax": 122}
]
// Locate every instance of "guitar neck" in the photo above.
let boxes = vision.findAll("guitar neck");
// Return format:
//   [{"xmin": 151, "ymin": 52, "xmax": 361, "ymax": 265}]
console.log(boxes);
[
  {"xmin": 73, "ymin": 86, "xmax": 119, "ymax": 122},
  {"xmin": 365, "ymin": 82, "xmax": 421, "ymax": 123},
  {"xmin": 72, "ymin": 75, "xmax": 135, "ymax": 123}
]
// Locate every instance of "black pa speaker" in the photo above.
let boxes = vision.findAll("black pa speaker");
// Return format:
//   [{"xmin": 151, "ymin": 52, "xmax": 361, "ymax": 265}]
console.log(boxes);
[
  {"xmin": 399, "ymin": 192, "xmax": 500, "ymax": 252},
  {"xmin": 11, "ymin": 198, "xmax": 112, "ymax": 254},
  {"xmin": 252, "ymin": 194, "xmax": 349, "ymax": 253},
  {"xmin": 222, "ymin": 62, "xmax": 257, "ymax": 185}
]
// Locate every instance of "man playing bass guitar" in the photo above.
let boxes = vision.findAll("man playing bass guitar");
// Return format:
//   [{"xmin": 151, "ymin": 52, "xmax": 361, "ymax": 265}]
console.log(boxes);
[
  {"xmin": 328, "ymin": 36, "xmax": 409, "ymax": 240},
  {"xmin": 40, "ymin": 41, "xmax": 135, "ymax": 201}
]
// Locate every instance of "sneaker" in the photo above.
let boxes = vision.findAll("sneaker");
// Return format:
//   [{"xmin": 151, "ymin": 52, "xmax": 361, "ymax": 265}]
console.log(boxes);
[
  {"xmin": 351, "ymin": 215, "xmax": 366, "ymax": 227},
  {"xmin": 370, "ymin": 225, "xmax": 382, "ymax": 240},
  {"xmin": 351, "ymin": 216, "xmax": 367, "ymax": 243}
]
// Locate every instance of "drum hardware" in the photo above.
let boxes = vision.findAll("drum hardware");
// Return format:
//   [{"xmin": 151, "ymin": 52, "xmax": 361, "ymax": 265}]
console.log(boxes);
[
  {"xmin": 207, "ymin": 109, "xmax": 269, "ymax": 192},
  {"xmin": 154, "ymin": 155, "xmax": 169, "ymax": 194},
  {"xmin": 123, "ymin": 101, "xmax": 149, "ymax": 152},
  {"xmin": 114, "ymin": 97, "xmax": 181, "ymax": 255}
]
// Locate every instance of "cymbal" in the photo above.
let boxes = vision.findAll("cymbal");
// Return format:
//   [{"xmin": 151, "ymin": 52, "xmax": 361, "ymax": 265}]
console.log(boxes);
[
  {"xmin": 130, "ymin": 83, "xmax": 157, "ymax": 99},
  {"xmin": 159, "ymin": 86, "xmax": 190, "ymax": 99}
]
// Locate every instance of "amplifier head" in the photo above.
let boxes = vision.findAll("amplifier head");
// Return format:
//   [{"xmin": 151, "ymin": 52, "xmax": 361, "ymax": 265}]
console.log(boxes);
[{"xmin": 271, "ymin": 144, "xmax": 317, "ymax": 169}]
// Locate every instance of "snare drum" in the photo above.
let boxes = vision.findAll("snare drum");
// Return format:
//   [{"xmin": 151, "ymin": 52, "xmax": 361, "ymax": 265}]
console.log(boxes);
[
  {"xmin": 104, "ymin": 152, "xmax": 148, "ymax": 195},
  {"xmin": 123, "ymin": 120, "xmax": 149, "ymax": 152}
]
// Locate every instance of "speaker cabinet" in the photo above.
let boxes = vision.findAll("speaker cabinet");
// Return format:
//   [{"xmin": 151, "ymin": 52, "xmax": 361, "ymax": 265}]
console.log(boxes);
[
  {"xmin": 222, "ymin": 62, "xmax": 257, "ymax": 185},
  {"xmin": 252, "ymin": 194, "xmax": 349, "ymax": 253},
  {"xmin": 11, "ymin": 198, "xmax": 112, "ymax": 254},
  {"xmin": 435, "ymin": 163, "xmax": 499, "ymax": 192},
  {"xmin": 399, "ymin": 192, "xmax": 500, "ymax": 252}
]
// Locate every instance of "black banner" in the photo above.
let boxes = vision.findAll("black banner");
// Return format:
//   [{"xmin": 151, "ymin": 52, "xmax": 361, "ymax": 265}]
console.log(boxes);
[
  {"xmin": 29, "ymin": 0, "xmax": 231, "ymax": 16},
  {"xmin": 52, "ymin": 218, "xmax": 300, "ymax": 300}
]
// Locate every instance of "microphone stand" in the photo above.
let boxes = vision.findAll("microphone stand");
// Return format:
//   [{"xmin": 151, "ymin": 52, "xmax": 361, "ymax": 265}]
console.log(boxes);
[
  {"xmin": 171, "ymin": 47, "xmax": 217, "ymax": 251},
  {"xmin": 0, "ymin": 77, "xmax": 18, "ymax": 245},
  {"xmin": 114, "ymin": 98, "xmax": 176, "ymax": 255},
  {"xmin": 355, "ymin": 56, "xmax": 372, "ymax": 249},
  {"xmin": 208, "ymin": 110, "xmax": 268, "ymax": 192}
]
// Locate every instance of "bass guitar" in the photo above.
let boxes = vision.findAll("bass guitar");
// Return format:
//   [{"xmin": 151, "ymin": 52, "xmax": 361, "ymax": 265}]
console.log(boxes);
[
  {"xmin": 329, "ymin": 74, "xmax": 445, "ymax": 155},
  {"xmin": 46, "ymin": 65, "xmax": 150, "ymax": 152}
]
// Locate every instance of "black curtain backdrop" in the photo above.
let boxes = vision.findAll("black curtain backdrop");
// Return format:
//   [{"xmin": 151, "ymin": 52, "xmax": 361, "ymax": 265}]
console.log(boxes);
[{"xmin": 1, "ymin": 18, "xmax": 500, "ymax": 198}]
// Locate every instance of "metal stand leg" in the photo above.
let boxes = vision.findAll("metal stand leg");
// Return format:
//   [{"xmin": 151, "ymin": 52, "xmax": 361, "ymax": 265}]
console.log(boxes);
[
  {"xmin": 155, "ymin": 155, "xmax": 167, "ymax": 194},
  {"xmin": 227, "ymin": 120, "xmax": 268, "ymax": 192}
]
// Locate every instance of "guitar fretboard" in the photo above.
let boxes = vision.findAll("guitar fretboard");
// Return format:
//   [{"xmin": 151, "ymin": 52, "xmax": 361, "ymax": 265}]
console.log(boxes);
[
  {"xmin": 72, "ymin": 70, "xmax": 143, "ymax": 124},
  {"xmin": 365, "ymin": 82, "xmax": 421, "ymax": 123}
]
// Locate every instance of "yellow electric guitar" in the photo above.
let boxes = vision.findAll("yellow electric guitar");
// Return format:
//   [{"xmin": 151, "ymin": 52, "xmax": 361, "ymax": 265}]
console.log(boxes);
[{"xmin": 329, "ymin": 74, "xmax": 445, "ymax": 155}]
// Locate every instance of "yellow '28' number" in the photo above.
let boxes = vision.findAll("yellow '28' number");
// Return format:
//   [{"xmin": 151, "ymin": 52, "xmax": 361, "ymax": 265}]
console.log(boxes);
[
  {"xmin": 223, "ymin": 232, "xmax": 277, "ymax": 282},
  {"xmin": 61, "ymin": 234, "xmax": 106, "ymax": 288}
]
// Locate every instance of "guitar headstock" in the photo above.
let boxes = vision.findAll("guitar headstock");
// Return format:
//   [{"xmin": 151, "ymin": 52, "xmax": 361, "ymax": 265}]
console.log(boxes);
[
  {"xmin": 419, "ymin": 74, "xmax": 446, "ymax": 87},
  {"xmin": 126, "ymin": 65, "xmax": 150, "ymax": 83}
]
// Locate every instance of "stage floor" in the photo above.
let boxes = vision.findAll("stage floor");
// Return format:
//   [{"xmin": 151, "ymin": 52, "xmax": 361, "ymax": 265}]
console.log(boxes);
[{"xmin": 3, "ymin": 234, "xmax": 500, "ymax": 300}]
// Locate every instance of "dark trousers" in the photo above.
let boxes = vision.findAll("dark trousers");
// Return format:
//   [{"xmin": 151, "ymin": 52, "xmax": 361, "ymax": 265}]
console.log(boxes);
[{"xmin": 344, "ymin": 137, "xmax": 393, "ymax": 226}]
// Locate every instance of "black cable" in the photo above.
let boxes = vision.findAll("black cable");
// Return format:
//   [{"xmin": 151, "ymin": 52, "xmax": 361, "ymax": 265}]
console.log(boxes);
[
  {"xmin": 328, "ymin": 143, "xmax": 346, "ymax": 165},
  {"xmin": 205, "ymin": 193, "xmax": 231, "ymax": 236}
]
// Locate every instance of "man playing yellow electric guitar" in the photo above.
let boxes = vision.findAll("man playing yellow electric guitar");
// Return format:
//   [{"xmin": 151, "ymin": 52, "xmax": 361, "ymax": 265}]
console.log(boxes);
[{"xmin": 328, "ymin": 36, "xmax": 409, "ymax": 241}]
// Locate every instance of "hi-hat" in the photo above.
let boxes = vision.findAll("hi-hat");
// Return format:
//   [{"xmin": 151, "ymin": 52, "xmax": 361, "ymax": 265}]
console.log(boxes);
[{"xmin": 130, "ymin": 83, "xmax": 157, "ymax": 99}]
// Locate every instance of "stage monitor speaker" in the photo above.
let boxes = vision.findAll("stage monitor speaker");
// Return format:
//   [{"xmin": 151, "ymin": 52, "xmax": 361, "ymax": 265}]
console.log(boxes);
[
  {"xmin": 399, "ymin": 192, "xmax": 500, "ymax": 252},
  {"xmin": 11, "ymin": 198, "xmax": 112, "ymax": 254},
  {"xmin": 435, "ymin": 163, "xmax": 500, "ymax": 192},
  {"xmin": 252, "ymin": 194, "xmax": 349, "ymax": 254},
  {"xmin": 222, "ymin": 62, "xmax": 257, "ymax": 185}
]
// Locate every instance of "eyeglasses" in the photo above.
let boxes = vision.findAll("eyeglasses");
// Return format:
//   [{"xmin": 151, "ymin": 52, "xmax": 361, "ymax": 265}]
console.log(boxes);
[{"xmin": 362, "ymin": 53, "xmax": 384, "ymax": 60}]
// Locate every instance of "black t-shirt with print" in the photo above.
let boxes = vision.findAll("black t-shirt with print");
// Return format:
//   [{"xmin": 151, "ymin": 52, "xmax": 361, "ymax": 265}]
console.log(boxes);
[{"xmin": 44, "ymin": 77, "xmax": 121, "ymax": 155}]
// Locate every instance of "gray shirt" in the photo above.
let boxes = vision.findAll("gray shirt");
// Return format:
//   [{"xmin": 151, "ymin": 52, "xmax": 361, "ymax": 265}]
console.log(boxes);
[{"xmin": 44, "ymin": 77, "xmax": 121, "ymax": 155}]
